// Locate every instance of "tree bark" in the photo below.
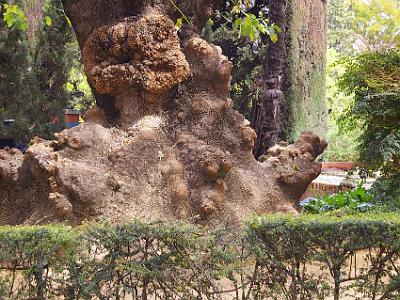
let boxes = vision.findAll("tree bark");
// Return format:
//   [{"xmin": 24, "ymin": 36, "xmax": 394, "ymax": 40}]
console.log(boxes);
[{"xmin": 252, "ymin": 0, "xmax": 287, "ymax": 158}]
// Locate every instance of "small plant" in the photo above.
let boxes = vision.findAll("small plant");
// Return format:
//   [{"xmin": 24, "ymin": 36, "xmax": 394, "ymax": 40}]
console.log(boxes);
[{"xmin": 300, "ymin": 185, "xmax": 374, "ymax": 214}]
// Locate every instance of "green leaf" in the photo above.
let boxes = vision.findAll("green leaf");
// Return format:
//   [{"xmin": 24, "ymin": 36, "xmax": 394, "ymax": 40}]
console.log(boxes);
[
  {"xmin": 65, "ymin": 16, "xmax": 72, "ymax": 27},
  {"xmin": 19, "ymin": 21, "xmax": 28, "ymax": 31},
  {"xmin": 231, "ymin": 5, "xmax": 241, "ymax": 15},
  {"xmin": 273, "ymin": 24, "xmax": 282, "ymax": 33},
  {"xmin": 175, "ymin": 18, "xmax": 183, "ymax": 30},
  {"xmin": 240, "ymin": 16, "xmax": 253, "ymax": 38},
  {"xmin": 270, "ymin": 33, "xmax": 278, "ymax": 43},
  {"xmin": 233, "ymin": 17, "xmax": 243, "ymax": 30},
  {"xmin": 44, "ymin": 16, "xmax": 53, "ymax": 27}
]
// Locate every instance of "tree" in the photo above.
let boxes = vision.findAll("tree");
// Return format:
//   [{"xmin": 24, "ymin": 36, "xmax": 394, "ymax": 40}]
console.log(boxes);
[
  {"xmin": 327, "ymin": 0, "xmax": 355, "ymax": 54},
  {"xmin": 0, "ymin": 0, "xmax": 326, "ymax": 225},
  {"xmin": 338, "ymin": 49, "xmax": 400, "ymax": 208},
  {"xmin": 0, "ymin": 0, "xmax": 31, "ymax": 142},
  {"xmin": 328, "ymin": 0, "xmax": 399, "ymax": 55}
]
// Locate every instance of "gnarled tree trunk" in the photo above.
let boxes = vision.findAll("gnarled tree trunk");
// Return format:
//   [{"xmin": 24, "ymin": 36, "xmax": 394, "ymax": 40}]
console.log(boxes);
[{"xmin": 0, "ymin": 0, "xmax": 326, "ymax": 226}]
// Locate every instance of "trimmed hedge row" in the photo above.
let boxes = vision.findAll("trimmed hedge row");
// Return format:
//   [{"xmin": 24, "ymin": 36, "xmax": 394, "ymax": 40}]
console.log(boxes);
[{"xmin": 1, "ymin": 214, "xmax": 400, "ymax": 299}]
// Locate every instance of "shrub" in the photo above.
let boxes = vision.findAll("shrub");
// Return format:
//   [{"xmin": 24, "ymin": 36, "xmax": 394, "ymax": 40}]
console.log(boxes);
[
  {"xmin": 246, "ymin": 213, "xmax": 400, "ymax": 300},
  {"xmin": 1, "ymin": 215, "xmax": 400, "ymax": 299},
  {"xmin": 69, "ymin": 222, "xmax": 225, "ymax": 299},
  {"xmin": 0, "ymin": 225, "xmax": 77, "ymax": 299}
]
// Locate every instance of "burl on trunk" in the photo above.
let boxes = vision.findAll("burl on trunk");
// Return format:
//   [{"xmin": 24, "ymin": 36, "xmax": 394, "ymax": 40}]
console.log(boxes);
[{"xmin": 0, "ymin": 0, "xmax": 326, "ymax": 226}]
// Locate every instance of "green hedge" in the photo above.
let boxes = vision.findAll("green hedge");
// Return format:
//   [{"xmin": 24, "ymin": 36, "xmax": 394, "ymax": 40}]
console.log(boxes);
[{"xmin": 1, "ymin": 214, "xmax": 400, "ymax": 299}]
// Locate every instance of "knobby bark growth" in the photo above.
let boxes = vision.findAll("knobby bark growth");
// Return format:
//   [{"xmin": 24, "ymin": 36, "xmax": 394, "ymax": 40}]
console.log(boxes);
[
  {"xmin": 0, "ymin": 0, "xmax": 326, "ymax": 226},
  {"xmin": 252, "ymin": 0, "xmax": 287, "ymax": 158}
]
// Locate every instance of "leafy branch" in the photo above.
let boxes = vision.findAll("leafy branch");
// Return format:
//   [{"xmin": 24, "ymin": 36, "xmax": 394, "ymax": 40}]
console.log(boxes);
[
  {"xmin": 1, "ymin": 3, "xmax": 28, "ymax": 31},
  {"xmin": 215, "ymin": 1, "xmax": 281, "ymax": 42}
]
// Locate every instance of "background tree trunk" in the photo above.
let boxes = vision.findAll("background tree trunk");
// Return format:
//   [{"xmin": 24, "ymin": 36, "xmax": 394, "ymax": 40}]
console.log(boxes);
[
  {"xmin": 252, "ymin": 0, "xmax": 287, "ymax": 158},
  {"xmin": 281, "ymin": 0, "xmax": 328, "ymax": 141}
]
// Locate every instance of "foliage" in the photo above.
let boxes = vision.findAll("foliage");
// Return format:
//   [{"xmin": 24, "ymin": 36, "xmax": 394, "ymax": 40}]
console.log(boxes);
[
  {"xmin": 202, "ymin": 0, "xmax": 270, "ymax": 120},
  {"xmin": 300, "ymin": 185, "xmax": 374, "ymax": 214},
  {"xmin": 72, "ymin": 222, "xmax": 224, "ymax": 299},
  {"xmin": 2, "ymin": 215, "xmax": 400, "ymax": 299},
  {"xmin": 338, "ymin": 49, "xmax": 400, "ymax": 176},
  {"xmin": 169, "ymin": 0, "xmax": 192, "ymax": 30},
  {"xmin": 0, "ymin": 0, "xmax": 81, "ymax": 143},
  {"xmin": 327, "ymin": 0, "xmax": 355, "ymax": 54},
  {"xmin": 0, "ymin": 225, "xmax": 77, "ymax": 299},
  {"xmin": 350, "ymin": 0, "xmax": 400, "ymax": 50},
  {"xmin": 219, "ymin": 0, "xmax": 280, "ymax": 42},
  {"xmin": 328, "ymin": 0, "xmax": 400, "ymax": 53},
  {"xmin": 325, "ymin": 0, "xmax": 400, "ymax": 162},
  {"xmin": 324, "ymin": 0, "xmax": 358, "ymax": 162}
]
